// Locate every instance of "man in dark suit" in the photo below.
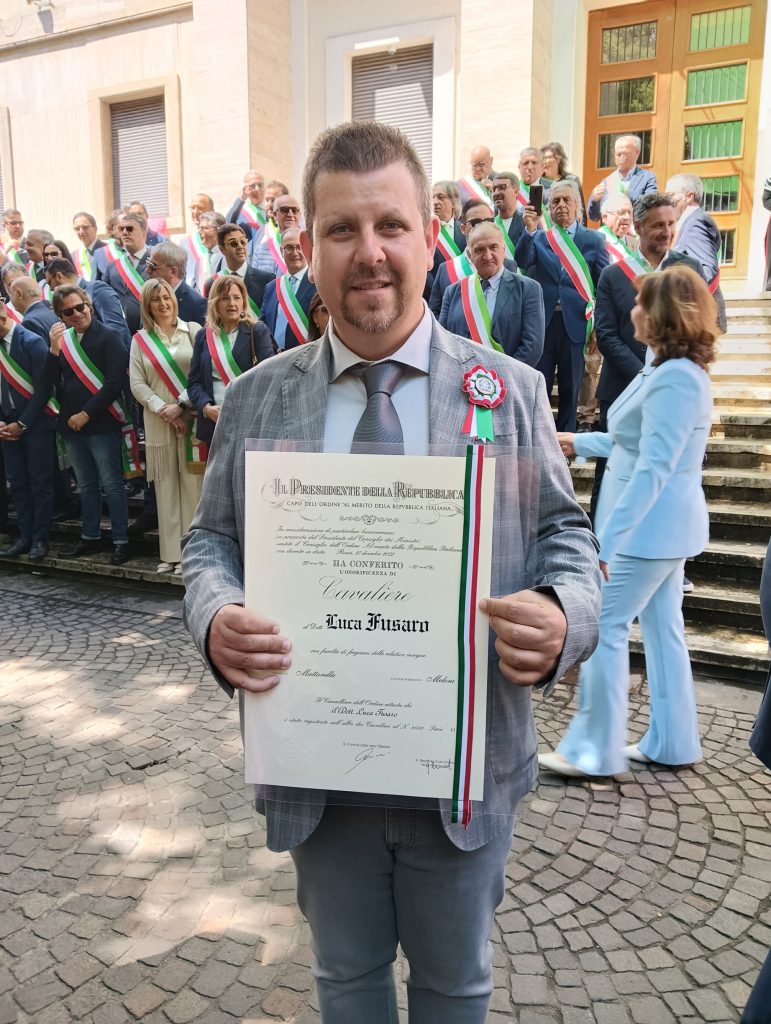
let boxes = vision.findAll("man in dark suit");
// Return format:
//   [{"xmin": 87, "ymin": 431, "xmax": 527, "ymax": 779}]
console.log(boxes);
[
  {"xmin": 667, "ymin": 173, "xmax": 727, "ymax": 332},
  {"xmin": 128, "ymin": 202, "xmax": 166, "ymax": 247},
  {"xmin": 22, "ymin": 230, "xmax": 54, "ymax": 284},
  {"xmin": 0, "ymin": 301, "xmax": 57, "ymax": 560},
  {"xmin": 72, "ymin": 212, "xmax": 109, "ymax": 281},
  {"xmin": 225, "ymin": 170, "xmax": 267, "ymax": 241},
  {"xmin": 45, "ymin": 259, "xmax": 131, "ymax": 351},
  {"xmin": 203, "ymin": 224, "xmax": 274, "ymax": 315},
  {"xmin": 439, "ymin": 221, "xmax": 544, "ymax": 366},
  {"xmin": 491, "ymin": 172, "xmax": 525, "ymax": 257},
  {"xmin": 104, "ymin": 212, "xmax": 150, "ymax": 335},
  {"xmin": 516, "ymin": 180, "xmax": 609, "ymax": 430},
  {"xmin": 591, "ymin": 193, "xmax": 705, "ymax": 521},
  {"xmin": 428, "ymin": 199, "xmax": 500, "ymax": 316},
  {"xmin": 8, "ymin": 278, "xmax": 58, "ymax": 341},
  {"xmin": 260, "ymin": 228, "xmax": 317, "ymax": 350},
  {"xmin": 587, "ymin": 134, "xmax": 658, "ymax": 222},
  {"xmin": 146, "ymin": 241, "xmax": 207, "ymax": 325}
]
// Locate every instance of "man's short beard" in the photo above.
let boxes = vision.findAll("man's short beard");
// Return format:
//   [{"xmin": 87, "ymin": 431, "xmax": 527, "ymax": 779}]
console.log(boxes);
[{"xmin": 339, "ymin": 274, "xmax": 405, "ymax": 334}]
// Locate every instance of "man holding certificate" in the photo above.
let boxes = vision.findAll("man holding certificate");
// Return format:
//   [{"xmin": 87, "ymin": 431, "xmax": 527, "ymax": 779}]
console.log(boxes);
[{"xmin": 182, "ymin": 122, "xmax": 601, "ymax": 1023}]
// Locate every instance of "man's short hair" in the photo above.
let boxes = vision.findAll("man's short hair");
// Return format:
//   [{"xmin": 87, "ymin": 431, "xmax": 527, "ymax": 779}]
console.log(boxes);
[
  {"xmin": 119, "ymin": 210, "xmax": 147, "ymax": 232},
  {"xmin": 302, "ymin": 121, "xmax": 431, "ymax": 239},
  {"xmin": 266, "ymin": 179, "xmax": 289, "ymax": 195},
  {"xmin": 519, "ymin": 147, "xmax": 542, "ymax": 161},
  {"xmin": 26, "ymin": 229, "xmax": 55, "ymax": 245},
  {"xmin": 217, "ymin": 222, "xmax": 247, "ymax": 248},
  {"xmin": 3, "ymin": 208, "xmax": 22, "ymax": 221},
  {"xmin": 72, "ymin": 212, "xmax": 97, "ymax": 229},
  {"xmin": 600, "ymin": 192, "xmax": 633, "ymax": 215},
  {"xmin": 467, "ymin": 221, "xmax": 504, "ymax": 249},
  {"xmin": 633, "ymin": 192, "xmax": 676, "ymax": 225},
  {"xmin": 52, "ymin": 284, "xmax": 92, "ymax": 317},
  {"xmin": 461, "ymin": 198, "xmax": 493, "ymax": 224},
  {"xmin": 666, "ymin": 173, "xmax": 704, "ymax": 204},
  {"xmin": 150, "ymin": 241, "xmax": 187, "ymax": 277},
  {"xmin": 9, "ymin": 277, "xmax": 42, "ymax": 301},
  {"xmin": 128, "ymin": 201, "xmax": 149, "ymax": 216},
  {"xmin": 433, "ymin": 180, "xmax": 461, "ymax": 217},
  {"xmin": 616, "ymin": 134, "xmax": 642, "ymax": 154},
  {"xmin": 492, "ymin": 171, "xmax": 520, "ymax": 189},
  {"xmin": 106, "ymin": 209, "xmax": 125, "ymax": 232},
  {"xmin": 199, "ymin": 211, "xmax": 226, "ymax": 230},
  {"xmin": 549, "ymin": 180, "xmax": 583, "ymax": 220},
  {"xmin": 45, "ymin": 258, "xmax": 78, "ymax": 279},
  {"xmin": 1, "ymin": 263, "xmax": 25, "ymax": 286}
]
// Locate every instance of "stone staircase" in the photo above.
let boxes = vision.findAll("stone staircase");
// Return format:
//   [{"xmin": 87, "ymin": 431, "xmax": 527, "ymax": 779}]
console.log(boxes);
[{"xmin": 570, "ymin": 294, "xmax": 771, "ymax": 685}]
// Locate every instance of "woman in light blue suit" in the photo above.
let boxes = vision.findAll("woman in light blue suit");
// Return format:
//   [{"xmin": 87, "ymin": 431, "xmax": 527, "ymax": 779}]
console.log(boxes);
[{"xmin": 540, "ymin": 265, "xmax": 718, "ymax": 776}]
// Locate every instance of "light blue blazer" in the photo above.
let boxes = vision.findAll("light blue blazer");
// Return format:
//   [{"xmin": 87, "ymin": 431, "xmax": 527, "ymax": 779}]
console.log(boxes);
[{"xmin": 574, "ymin": 357, "xmax": 712, "ymax": 564}]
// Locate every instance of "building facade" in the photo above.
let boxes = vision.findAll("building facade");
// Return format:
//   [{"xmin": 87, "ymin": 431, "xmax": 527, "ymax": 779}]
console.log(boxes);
[{"xmin": 0, "ymin": 0, "xmax": 768, "ymax": 290}]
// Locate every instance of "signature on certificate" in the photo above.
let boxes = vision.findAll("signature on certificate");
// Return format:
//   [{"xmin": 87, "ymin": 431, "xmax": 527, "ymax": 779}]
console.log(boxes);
[
  {"xmin": 345, "ymin": 746, "xmax": 387, "ymax": 774},
  {"xmin": 416, "ymin": 757, "xmax": 453, "ymax": 775}
]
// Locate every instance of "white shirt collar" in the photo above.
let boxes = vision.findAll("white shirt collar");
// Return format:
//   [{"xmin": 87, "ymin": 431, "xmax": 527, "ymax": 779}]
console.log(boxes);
[
  {"xmin": 1, "ymin": 323, "xmax": 15, "ymax": 347},
  {"xmin": 132, "ymin": 247, "xmax": 147, "ymax": 262},
  {"xmin": 328, "ymin": 303, "xmax": 432, "ymax": 383},
  {"xmin": 483, "ymin": 268, "xmax": 505, "ymax": 292},
  {"xmin": 236, "ymin": 261, "xmax": 249, "ymax": 277},
  {"xmin": 154, "ymin": 318, "xmax": 191, "ymax": 336},
  {"xmin": 654, "ymin": 249, "xmax": 671, "ymax": 271},
  {"xmin": 286, "ymin": 264, "xmax": 308, "ymax": 285}
]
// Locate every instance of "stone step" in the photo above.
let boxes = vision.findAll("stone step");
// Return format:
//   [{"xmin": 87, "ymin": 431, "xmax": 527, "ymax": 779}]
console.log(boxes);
[
  {"xmin": 630, "ymin": 623, "xmax": 768, "ymax": 686},
  {"xmin": 705, "ymin": 500, "xmax": 771, "ymax": 543},
  {"xmin": 687, "ymin": 537, "xmax": 767, "ymax": 586},
  {"xmin": 712, "ymin": 383, "xmax": 771, "ymax": 407},
  {"xmin": 725, "ymin": 295, "xmax": 771, "ymax": 307},
  {"xmin": 683, "ymin": 580, "xmax": 765, "ymax": 636},
  {"xmin": 711, "ymin": 408, "xmax": 771, "ymax": 439},
  {"xmin": 570, "ymin": 462, "xmax": 771, "ymax": 503},
  {"xmin": 0, "ymin": 549, "xmax": 185, "ymax": 587},
  {"xmin": 704, "ymin": 436, "xmax": 771, "ymax": 469},
  {"xmin": 716, "ymin": 340, "xmax": 771, "ymax": 357},
  {"xmin": 722, "ymin": 322, "xmax": 771, "ymax": 336},
  {"xmin": 710, "ymin": 360, "xmax": 771, "ymax": 381}
]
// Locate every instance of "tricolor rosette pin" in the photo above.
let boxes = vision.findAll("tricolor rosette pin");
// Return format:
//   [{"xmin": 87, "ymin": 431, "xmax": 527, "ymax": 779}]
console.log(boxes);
[{"xmin": 461, "ymin": 364, "xmax": 507, "ymax": 442}]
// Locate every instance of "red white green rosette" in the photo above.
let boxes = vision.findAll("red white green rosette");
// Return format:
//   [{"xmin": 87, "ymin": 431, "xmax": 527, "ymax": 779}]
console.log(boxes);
[{"xmin": 461, "ymin": 364, "xmax": 507, "ymax": 442}]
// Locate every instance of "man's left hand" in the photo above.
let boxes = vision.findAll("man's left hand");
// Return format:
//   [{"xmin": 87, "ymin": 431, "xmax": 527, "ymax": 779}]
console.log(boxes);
[
  {"xmin": 67, "ymin": 411, "xmax": 90, "ymax": 432},
  {"xmin": 480, "ymin": 590, "xmax": 567, "ymax": 687},
  {"xmin": 0, "ymin": 422, "xmax": 22, "ymax": 441}
]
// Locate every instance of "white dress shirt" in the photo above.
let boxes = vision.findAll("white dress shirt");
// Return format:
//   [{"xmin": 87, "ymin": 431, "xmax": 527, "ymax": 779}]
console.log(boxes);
[
  {"xmin": 480, "ymin": 268, "xmax": 504, "ymax": 316},
  {"xmin": 274, "ymin": 266, "xmax": 309, "ymax": 350},
  {"xmin": 323, "ymin": 303, "xmax": 432, "ymax": 455}
]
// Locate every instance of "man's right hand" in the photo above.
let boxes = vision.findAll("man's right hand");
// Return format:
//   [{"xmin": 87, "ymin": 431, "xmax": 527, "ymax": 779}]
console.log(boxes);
[
  {"xmin": 204, "ymin": 403, "xmax": 220, "ymax": 423},
  {"xmin": 591, "ymin": 181, "xmax": 606, "ymax": 201},
  {"xmin": 522, "ymin": 205, "xmax": 540, "ymax": 233},
  {"xmin": 49, "ymin": 322, "xmax": 66, "ymax": 355},
  {"xmin": 208, "ymin": 604, "xmax": 292, "ymax": 693}
]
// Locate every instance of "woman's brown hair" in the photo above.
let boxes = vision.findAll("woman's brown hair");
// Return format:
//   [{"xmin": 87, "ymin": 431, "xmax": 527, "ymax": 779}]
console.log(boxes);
[
  {"xmin": 206, "ymin": 275, "xmax": 255, "ymax": 330},
  {"xmin": 635, "ymin": 265, "xmax": 719, "ymax": 370}
]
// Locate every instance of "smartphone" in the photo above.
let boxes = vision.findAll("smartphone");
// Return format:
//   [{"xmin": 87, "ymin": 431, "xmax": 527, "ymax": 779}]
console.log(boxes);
[{"xmin": 530, "ymin": 184, "xmax": 544, "ymax": 217}]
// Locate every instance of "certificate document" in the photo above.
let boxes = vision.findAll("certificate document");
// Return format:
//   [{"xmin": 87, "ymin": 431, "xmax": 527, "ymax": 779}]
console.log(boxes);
[{"xmin": 243, "ymin": 449, "xmax": 495, "ymax": 802}]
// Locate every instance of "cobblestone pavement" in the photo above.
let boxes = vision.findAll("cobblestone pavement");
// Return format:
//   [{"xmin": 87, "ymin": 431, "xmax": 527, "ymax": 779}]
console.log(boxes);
[{"xmin": 0, "ymin": 571, "xmax": 768, "ymax": 1024}]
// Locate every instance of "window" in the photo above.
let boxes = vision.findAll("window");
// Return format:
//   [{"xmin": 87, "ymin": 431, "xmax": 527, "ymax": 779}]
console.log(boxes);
[
  {"xmin": 702, "ymin": 174, "xmax": 740, "ymax": 211},
  {"xmin": 686, "ymin": 63, "xmax": 747, "ymax": 105},
  {"xmin": 684, "ymin": 120, "xmax": 742, "ymax": 160},
  {"xmin": 352, "ymin": 45, "xmax": 434, "ymax": 179},
  {"xmin": 718, "ymin": 228, "xmax": 736, "ymax": 263},
  {"xmin": 597, "ymin": 130, "xmax": 652, "ymax": 168},
  {"xmin": 599, "ymin": 76, "xmax": 655, "ymax": 116},
  {"xmin": 690, "ymin": 6, "xmax": 751, "ymax": 50},
  {"xmin": 111, "ymin": 96, "xmax": 169, "ymax": 217},
  {"xmin": 601, "ymin": 21, "xmax": 657, "ymax": 63}
]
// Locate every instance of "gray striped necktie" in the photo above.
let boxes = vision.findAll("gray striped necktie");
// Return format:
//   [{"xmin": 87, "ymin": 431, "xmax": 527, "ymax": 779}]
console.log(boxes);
[{"xmin": 351, "ymin": 360, "xmax": 405, "ymax": 454}]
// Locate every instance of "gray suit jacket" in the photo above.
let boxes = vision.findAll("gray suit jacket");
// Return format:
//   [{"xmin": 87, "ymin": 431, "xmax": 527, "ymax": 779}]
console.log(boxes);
[{"xmin": 182, "ymin": 320, "xmax": 601, "ymax": 852}]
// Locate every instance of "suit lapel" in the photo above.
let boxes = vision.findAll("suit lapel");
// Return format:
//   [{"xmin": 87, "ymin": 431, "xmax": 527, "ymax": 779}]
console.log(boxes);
[
  {"xmin": 491, "ymin": 272, "xmax": 515, "ymax": 335},
  {"xmin": 280, "ymin": 335, "xmax": 331, "ymax": 441}
]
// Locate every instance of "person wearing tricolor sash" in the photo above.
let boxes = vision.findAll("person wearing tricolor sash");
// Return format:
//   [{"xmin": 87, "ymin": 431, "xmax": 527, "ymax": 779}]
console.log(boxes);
[
  {"xmin": 540, "ymin": 142, "xmax": 587, "ymax": 226},
  {"xmin": 516, "ymin": 180, "xmax": 609, "ymax": 431},
  {"xmin": 427, "ymin": 198, "xmax": 502, "ymax": 317},
  {"xmin": 587, "ymin": 134, "xmax": 658, "ymax": 223},
  {"xmin": 188, "ymin": 275, "xmax": 274, "ymax": 447},
  {"xmin": 456, "ymin": 145, "xmax": 495, "ymax": 209},
  {"xmin": 1, "ymin": 263, "xmax": 25, "ymax": 305},
  {"xmin": 23, "ymin": 230, "xmax": 54, "ymax": 285},
  {"xmin": 0, "ymin": 300, "xmax": 57, "ymax": 561},
  {"xmin": 146, "ymin": 242, "xmax": 208, "ymax": 325},
  {"xmin": 130, "ymin": 279, "xmax": 204, "ymax": 576},
  {"xmin": 439, "ymin": 221, "xmax": 544, "ymax": 367},
  {"xmin": 72, "ymin": 211, "xmax": 109, "ymax": 282},
  {"xmin": 47, "ymin": 285, "xmax": 130, "ymax": 565},
  {"xmin": 104, "ymin": 212, "xmax": 150, "ymax": 335},
  {"xmin": 225, "ymin": 171, "xmax": 268, "ymax": 254},
  {"xmin": 182, "ymin": 120, "xmax": 601, "ymax": 1023},
  {"xmin": 186, "ymin": 210, "xmax": 224, "ymax": 292},
  {"xmin": 45, "ymin": 258, "xmax": 132, "ymax": 352},
  {"xmin": 667, "ymin": 172, "xmax": 727, "ymax": 332},
  {"xmin": 490, "ymin": 172, "xmax": 526, "ymax": 256},
  {"xmin": 183, "ymin": 193, "xmax": 215, "ymax": 286},
  {"xmin": 430, "ymin": 181, "xmax": 465, "ymax": 274},
  {"xmin": 260, "ymin": 228, "xmax": 317, "ymax": 351},
  {"xmin": 1, "ymin": 209, "xmax": 27, "ymax": 263},
  {"xmin": 204, "ymin": 223, "xmax": 274, "ymax": 315},
  {"xmin": 252, "ymin": 194, "xmax": 301, "ymax": 277},
  {"xmin": 517, "ymin": 148, "xmax": 551, "ymax": 217},
  {"xmin": 598, "ymin": 193, "xmax": 637, "ymax": 263},
  {"xmin": 590, "ymin": 193, "xmax": 706, "ymax": 526}
]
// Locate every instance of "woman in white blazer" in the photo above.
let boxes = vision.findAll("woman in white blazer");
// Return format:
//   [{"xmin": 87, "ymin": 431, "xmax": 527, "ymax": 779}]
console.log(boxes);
[{"xmin": 541, "ymin": 265, "xmax": 718, "ymax": 776}]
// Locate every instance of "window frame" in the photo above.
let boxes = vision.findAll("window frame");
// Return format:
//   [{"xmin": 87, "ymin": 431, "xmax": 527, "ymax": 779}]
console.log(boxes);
[{"xmin": 683, "ymin": 59, "xmax": 749, "ymax": 107}]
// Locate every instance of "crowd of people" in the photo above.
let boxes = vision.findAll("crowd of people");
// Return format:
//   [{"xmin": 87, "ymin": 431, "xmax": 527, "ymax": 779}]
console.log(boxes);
[{"xmin": 0, "ymin": 132, "xmax": 728, "ymax": 575}]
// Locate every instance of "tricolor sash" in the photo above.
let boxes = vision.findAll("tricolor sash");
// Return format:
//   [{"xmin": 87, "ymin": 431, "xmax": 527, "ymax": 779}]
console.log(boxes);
[
  {"xmin": 6, "ymin": 247, "xmax": 23, "ymax": 266},
  {"xmin": 599, "ymin": 225, "xmax": 635, "ymax": 264},
  {"xmin": 134, "ymin": 328, "xmax": 207, "ymax": 468},
  {"xmin": 458, "ymin": 276, "xmax": 504, "ymax": 353},
  {"xmin": 436, "ymin": 223, "xmax": 461, "ymax": 264},
  {"xmin": 105, "ymin": 245, "xmax": 144, "ymax": 300},
  {"xmin": 240, "ymin": 200, "xmax": 267, "ymax": 230},
  {"xmin": 616, "ymin": 250, "xmax": 655, "ymax": 284},
  {"xmin": 708, "ymin": 270, "xmax": 720, "ymax": 295},
  {"xmin": 265, "ymin": 222, "xmax": 287, "ymax": 275},
  {"xmin": 205, "ymin": 327, "xmax": 243, "ymax": 385},
  {"xmin": 75, "ymin": 247, "xmax": 93, "ymax": 281},
  {"xmin": 445, "ymin": 251, "xmax": 474, "ymax": 286},
  {"xmin": 188, "ymin": 232, "xmax": 211, "ymax": 287},
  {"xmin": 59, "ymin": 328, "xmax": 142, "ymax": 477},
  {"xmin": 5, "ymin": 303, "xmax": 21, "ymax": 325},
  {"xmin": 494, "ymin": 216, "xmax": 517, "ymax": 259},
  {"xmin": 457, "ymin": 176, "xmax": 494, "ymax": 209},
  {"xmin": 544, "ymin": 225, "xmax": 597, "ymax": 343},
  {"xmin": 516, "ymin": 182, "xmax": 552, "ymax": 228},
  {"xmin": 0, "ymin": 344, "xmax": 60, "ymax": 417},
  {"xmin": 276, "ymin": 276, "xmax": 310, "ymax": 345}
]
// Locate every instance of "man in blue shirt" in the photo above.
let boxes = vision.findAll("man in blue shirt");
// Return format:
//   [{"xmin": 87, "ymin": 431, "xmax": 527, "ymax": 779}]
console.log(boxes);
[{"xmin": 587, "ymin": 134, "xmax": 658, "ymax": 222}]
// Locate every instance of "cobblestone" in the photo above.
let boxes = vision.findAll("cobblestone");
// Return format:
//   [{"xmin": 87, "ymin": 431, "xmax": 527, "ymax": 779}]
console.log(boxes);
[{"xmin": 0, "ymin": 574, "xmax": 768, "ymax": 1022}]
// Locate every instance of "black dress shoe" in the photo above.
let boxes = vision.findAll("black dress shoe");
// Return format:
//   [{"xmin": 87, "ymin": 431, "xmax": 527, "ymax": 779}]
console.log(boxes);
[
  {"xmin": 61, "ymin": 539, "xmax": 103, "ymax": 558},
  {"xmin": 0, "ymin": 539, "xmax": 31, "ymax": 558},
  {"xmin": 128, "ymin": 511, "xmax": 158, "ymax": 537},
  {"xmin": 111, "ymin": 543, "xmax": 130, "ymax": 565},
  {"xmin": 28, "ymin": 543, "xmax": 49, "ymax": 562}
]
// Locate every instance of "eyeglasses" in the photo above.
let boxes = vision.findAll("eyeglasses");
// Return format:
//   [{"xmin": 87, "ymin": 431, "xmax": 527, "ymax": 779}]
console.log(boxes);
[
  {"xmin": 118, "ymin": 225, "xmax": 136, "ymax": 233},
  {"xmin": 43, "ymin": 252, "xmax": 63, "ymax": 261},
  {"xmin": 225, "ymin": 238, "xmax": 247, "ymax": 247},
  {"xmin": 61, "ymin": 303, "xmax": 87, "ymax": 317},
  {"xmin": 277, "ymin": 206, "xmax": 300, "ymax": 216},
  {"xmin": 471, "ymin": 161, "xmax": 488, "ymax": 170},
  {"xmin": 5, "ymin": 220, "xmax": 23, "ymax": 227},
  {"xmin": 466, "ymin": 217, "xmax": 493, "ymax": 228},
  {"xmin": 282, "ymin": 245, "xmax": 303, "ymax": 255},
  {"xmin": 244, "ymin": 183, "xmax": 263, "ymax": 191},
  {"xmin": 146, "ymin": 261, "xmax": 158, "ymax": 272}
]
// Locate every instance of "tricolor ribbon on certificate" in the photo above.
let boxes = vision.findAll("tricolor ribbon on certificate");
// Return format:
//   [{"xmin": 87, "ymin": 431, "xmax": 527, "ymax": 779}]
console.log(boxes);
[
  {"xmin": 276, "ymin": 275, "xmax": 310, "ymax": 344},
  {"xmin": 544, "ymin": 225, "xmax": 596, "ymax": 345},
  {"xmin": 452, "ymin": 443, "xmax": 486, "ymax": 827},
  {"xmin": 458, "ymin": 276, "xmax": 504, "ymax": 354},
  {"xmin": 0, "ymin": 344, "xmax": 60, "ymax": 417},
  {"xmin": 59, "ymin": 328, "xmax": 143, "ymax": 478}
]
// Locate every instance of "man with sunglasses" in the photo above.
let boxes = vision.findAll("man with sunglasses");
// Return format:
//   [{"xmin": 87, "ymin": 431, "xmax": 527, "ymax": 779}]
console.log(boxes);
[
  {"xmin": 146, "ymin": 242, "xmax": 207, "ymax": 324},
  {"xmin": 203, "ymin": 224, "xmax": 274, "ymax": 314},
  {"xmin": 104, "ymin": 212, "xmax": 150, "ymax": 335},
  {"xmin": 252, "ymin": 195, "xmax": 302, "ymax": 276},
  {"xmin": 44, "ymin": 258, "xmax": 132, "ymax": 352},
  {"xmin": 46, "ymin": 286, "xmax": 130, "ymax": 565},
  {"xmin": 0, "ymin": 299, "xmax": 56, "ymax": 561}
]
